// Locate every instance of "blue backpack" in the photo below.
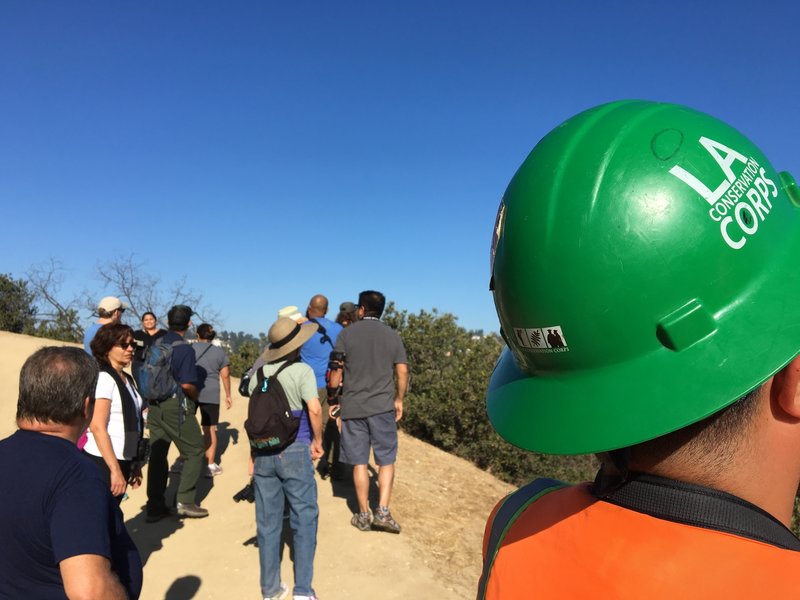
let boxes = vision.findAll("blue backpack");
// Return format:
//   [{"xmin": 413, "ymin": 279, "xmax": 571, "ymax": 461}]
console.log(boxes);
[{"xmin": 138, "ymin": 339, "xmax": 187, "ymax": 400}]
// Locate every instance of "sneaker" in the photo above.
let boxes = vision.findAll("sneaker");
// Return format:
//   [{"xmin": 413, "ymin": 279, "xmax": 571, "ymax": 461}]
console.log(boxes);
[
  {"xmin": 145, "ymin": 505, "xmax": 174, "ymax": 523},
  {"xmin": 371, "ymin": 508, "xmax": 401, "ymax": 534},
  {"xmin": 264, "ymin": 582, "xmax": 289, "ymax": 600},
  {"xmin": 169, "ymin": 459, "xmax": 184, "ymax": 473},
  {"xmin": 206, "ymin": 462, "xmax": 223, "ymax": 477},
  {"xmin": 293, "ymin": 595, "xmax": 320, "ymax": 600},
  {"xmin": 351, "ymin": 511, "xmax": 371, "ymax": 532},
  {"xmin": 176, "ymin": 502, "xmax": 209, "ymax": 518}
]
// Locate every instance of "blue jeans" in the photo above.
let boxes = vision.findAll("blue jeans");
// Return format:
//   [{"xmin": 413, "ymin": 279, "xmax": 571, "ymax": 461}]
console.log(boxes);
[{"xmin": 254, "ymin": 441, "xmax": 319, "ymax": 597}]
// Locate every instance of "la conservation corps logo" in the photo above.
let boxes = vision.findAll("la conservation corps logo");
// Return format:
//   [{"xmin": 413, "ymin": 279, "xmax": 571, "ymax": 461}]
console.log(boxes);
[
  {"xmin": 514, "ymin": 325, "xmax": 569, "ymax": 354},
  {"xmin": 669, "ymin": 136, "xmax": 778, "ymax": 250}
]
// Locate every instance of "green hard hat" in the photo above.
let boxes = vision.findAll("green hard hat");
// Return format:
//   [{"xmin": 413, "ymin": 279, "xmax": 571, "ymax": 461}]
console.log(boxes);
[{"xmin": 488, "ymin": 100, "xmax": 800, "ymax": 455}]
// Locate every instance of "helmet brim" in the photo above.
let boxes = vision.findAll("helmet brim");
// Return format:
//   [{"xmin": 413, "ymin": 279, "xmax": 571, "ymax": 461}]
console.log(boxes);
[{"xmin": 488, "ymin": 312, "xmax": 800, "ymax": 455}]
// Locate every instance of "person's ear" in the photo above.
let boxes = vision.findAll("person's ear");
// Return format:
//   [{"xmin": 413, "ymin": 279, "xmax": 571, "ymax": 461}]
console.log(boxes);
[
  {"xmin": 771, "ymin": 355, "xmax": 800, "ymax": 419},
  {"xmin": 83, "ymin": 396, "xmax": 95, "ymax": 422}
]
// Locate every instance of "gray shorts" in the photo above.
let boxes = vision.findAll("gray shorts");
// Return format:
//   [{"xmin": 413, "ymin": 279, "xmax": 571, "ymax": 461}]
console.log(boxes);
[{"xmin": 340, "ymin": 411, "xmax": 398, "ymax": 466}]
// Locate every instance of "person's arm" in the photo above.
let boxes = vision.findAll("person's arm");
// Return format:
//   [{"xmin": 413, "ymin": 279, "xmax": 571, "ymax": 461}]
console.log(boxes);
[
  {"xmin": 300, "ymin": 366, "xmax": 323, "ymax": 459},
  {"xmin": 220, "ymin": 365, "xmax": 232, "ymax": 409},
  {"xmin": 306, "ymin": 397, "xmax": 323, "ymax": 460},
  {"xmin": 175, "ymin": 342, "xmax": 199, "ymax": 400},
  {"xmin": 60, "ymin": 554, "xmax": 128, "ymax": 600},
  {"xmin": 326, "ymin": 345, "xmax": 344, "ymax": 418},
  {"xmin": 88, "ymin": 398, "xmax": 127, "ymax": 497},
  {"xmin": 181, "ymin": 382, "xmax": 199, "ymax": 400},
  {"xmin": 394, "ymin": 363, "xmax": 409, "ymax": 422}
]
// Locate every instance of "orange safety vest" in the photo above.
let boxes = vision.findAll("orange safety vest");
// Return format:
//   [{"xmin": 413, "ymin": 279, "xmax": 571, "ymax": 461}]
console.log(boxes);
[{"xmin": 479, "ymin": 478, "xmax": 800, "ymax": 599}]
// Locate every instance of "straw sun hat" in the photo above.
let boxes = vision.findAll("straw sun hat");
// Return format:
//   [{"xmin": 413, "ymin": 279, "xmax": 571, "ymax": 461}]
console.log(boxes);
[{"xmin": 261, "ymin": 317, "xmax": 318, "ymax": 363}]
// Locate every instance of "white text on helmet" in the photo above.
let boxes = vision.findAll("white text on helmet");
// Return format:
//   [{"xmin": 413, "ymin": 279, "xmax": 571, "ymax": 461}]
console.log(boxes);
[{"xmin": 669, "ymin": 137, "xmax": 779, "ymax": 250}]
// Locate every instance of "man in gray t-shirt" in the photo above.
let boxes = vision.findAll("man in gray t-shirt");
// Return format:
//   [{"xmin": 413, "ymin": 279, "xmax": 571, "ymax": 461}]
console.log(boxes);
[
  {"xmin": 193, "ymin": 324, "xmax": 231, "ymax": 476},
  {"xmin": 328, "ymin": 290, "xmax": 409, "ymax": 534}
]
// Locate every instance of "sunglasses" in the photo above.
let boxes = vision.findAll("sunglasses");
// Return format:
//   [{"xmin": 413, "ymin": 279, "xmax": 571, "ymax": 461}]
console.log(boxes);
[{"xmin": 116, "ymin": 341, "xmax": 136, "ymax": 350}]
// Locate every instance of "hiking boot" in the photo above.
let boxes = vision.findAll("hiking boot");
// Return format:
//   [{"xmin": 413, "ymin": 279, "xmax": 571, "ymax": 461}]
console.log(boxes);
[
  {"xmin": 263, "ymin": 582, "xmax": 289, "ymax": 600},
  {"xmin": 176, "ymin": 502, "xmax": 209, "ymax": 518},
  {"xmin": 351, "ymin": 511, "xmax": 371, "ymax": 532},
  {"xmin": 145, "ymin": 505, "xmax": 174, "ymax": 523},
  {"xmin": 371, "ymin": 508, "xmax": 401, "ymax": 533}
]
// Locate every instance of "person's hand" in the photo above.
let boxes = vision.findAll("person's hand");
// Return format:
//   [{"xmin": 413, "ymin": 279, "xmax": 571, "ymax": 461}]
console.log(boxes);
[
  {"xmin": 225, "ymin": 396, "xmax": 233, "ymax": 409},
  {"xmin": 394, "ymin": 398, "xmax": 404, "ymax": 422},
  {"xmin": 110, "ymin": 468, "xmax": 128, "ymax": 497},
  {"xmin": 328, "ymin": 405, "xmax": 340, "ymax": 419},
  {"xmin": 128, "ymin": 467, "xmax": 143, "ymax": 489},
  {"xmin": 310, "ymin": 440, "xmax": 323, "ymax": 460}
]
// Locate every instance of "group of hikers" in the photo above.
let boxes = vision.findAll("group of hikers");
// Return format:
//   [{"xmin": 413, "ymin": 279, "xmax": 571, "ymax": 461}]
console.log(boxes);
[
  {"xmin": 4, "ymin": 100, "xmax": 800, "ymax": 599},
  {"xmin": 0, "ymin": 289, "xmax": 407, "ymax": 600}
]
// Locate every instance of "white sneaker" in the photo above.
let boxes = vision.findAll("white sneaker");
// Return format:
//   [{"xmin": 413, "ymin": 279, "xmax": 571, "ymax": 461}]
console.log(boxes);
[
  {"xmin": 264, "ymin": 582, "xmax": 289, "ymax": 600},
  {"xmin": 206, "ymin": 462, "xmax": 223, "ymax": 477},
  {"xmin": 293, "ymin": 595, "xmax": 319, "ymax": 600}
]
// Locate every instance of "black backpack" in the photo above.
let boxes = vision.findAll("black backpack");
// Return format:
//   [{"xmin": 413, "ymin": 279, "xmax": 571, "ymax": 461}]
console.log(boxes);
[{"xmin": 244, "ymin": 361, "xmax": 300, "ymax": 451}]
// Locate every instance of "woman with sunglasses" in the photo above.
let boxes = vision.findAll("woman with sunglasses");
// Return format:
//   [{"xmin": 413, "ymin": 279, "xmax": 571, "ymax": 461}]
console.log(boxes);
[{"xmin": 86, "ymin": 323, "xmax": 145, "ymax": 503}]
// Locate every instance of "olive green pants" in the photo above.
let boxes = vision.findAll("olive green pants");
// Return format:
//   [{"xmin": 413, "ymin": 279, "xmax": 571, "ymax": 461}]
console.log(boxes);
[{"xmin": 146, "ymin": 396, "xmax": 205, "ymax": 507}]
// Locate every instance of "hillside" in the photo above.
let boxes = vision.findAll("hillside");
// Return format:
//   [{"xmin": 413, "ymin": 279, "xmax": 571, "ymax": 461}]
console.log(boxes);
[{"xmin": 0, "ymin": 331, "xmax": 514, "ymax": 599}]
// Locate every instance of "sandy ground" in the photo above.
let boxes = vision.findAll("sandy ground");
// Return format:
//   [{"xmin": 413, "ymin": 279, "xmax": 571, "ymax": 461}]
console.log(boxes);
[{"xmin": 0, "ymin": 331, "xmax": 514, "ymax": 599}]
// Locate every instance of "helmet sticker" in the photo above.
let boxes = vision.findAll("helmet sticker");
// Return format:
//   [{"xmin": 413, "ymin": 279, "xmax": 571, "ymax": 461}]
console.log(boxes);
[
  {"xmin": 514, "ymin": 326, "xmax": 569, "ymax": 354},
  {"xmin": 490, "ymin": 199, "xmax": 506, "ymax": 275},
  {"xmin": 668, "ymin": 136, "xmax": 778, "ymax": 250}
]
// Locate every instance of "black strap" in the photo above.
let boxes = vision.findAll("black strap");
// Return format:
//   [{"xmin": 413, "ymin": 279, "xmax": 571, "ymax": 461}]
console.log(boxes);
[
  {"xmin": 307, "ymin": 318, "xmax": 333, "ymax": 347},
  {"xmin": 99, "ymin": 364, "xmax": 142, "ymax": 459},
  {"xmin": 594, "ymin": 472, "xmax": 800, "ymax": 551},
  {"xmin": 255, "ymin": 359, "xmax": 297, "ymax": 390},
  {"xmin": 194, "ymin": 342, "xmax": 213, "ymax": 363}
]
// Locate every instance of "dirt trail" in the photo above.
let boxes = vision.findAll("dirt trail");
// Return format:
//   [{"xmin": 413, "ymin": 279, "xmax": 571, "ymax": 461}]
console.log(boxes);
[{"xmin": 0, "ymin": 332, "xmax": 514, "ymax": 599}]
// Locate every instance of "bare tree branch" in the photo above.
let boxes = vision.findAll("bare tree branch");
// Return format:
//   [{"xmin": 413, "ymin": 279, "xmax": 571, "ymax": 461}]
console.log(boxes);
[{"xmin": 95, "ymin": 254, "xmax": 222, "ymax": 328}]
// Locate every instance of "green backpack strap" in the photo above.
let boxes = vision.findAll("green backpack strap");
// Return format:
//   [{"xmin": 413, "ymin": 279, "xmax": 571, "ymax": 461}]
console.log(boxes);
[{"xmin": 477, "ymin": 478, "xmax": 567, "ymax": 600}]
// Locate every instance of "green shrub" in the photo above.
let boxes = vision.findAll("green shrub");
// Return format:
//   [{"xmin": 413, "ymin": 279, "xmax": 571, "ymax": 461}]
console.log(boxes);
[{"xmin": 384, "ymin": 304, "xmax": 597, "ymax": 487}]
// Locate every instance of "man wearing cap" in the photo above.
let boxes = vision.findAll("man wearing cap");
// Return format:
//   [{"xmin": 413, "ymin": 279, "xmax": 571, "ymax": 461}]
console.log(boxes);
[
  {"xmin": 335, "ymin": 301, "xmax": 359, "ymax": 327},
  {"xmin": 248, "ymin": 317, "xmax": 323, "ymax": 600},
  {"xmin": 300, "ymin": 294, "xmax": 343, "ymax": 479},
  {"xmin": 145, "ymin": 304, "xmax": 208, "ymax": 521},
  {"xmin": 328, "ymin": 290, "xmax": 408, "ymax": 533},
  {"xmin": 478, "ymin": 101, "xmax": 800, "ymax": 598},
  {"xmin": 83, "ymin": 296, "xmax": 126, "ymax": 354}
]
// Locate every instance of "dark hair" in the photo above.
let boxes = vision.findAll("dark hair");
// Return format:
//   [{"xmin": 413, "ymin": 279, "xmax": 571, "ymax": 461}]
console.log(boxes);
[
  {"xmin": 336, "ymin": 309, "xmax": 358, "ymax": 326},
  {"xmin": 98, "ymin": 307, "xmax": 119, "ymax": 319},
  {"xmin": 168, "ymin": 304, "xmax": 193, "ymax": 331},
  {"xmin": 90, "ymin": 323, "xmax": 135, "ymax": 366},
  {"xmin": 17, "ymin": 347, "xmax": 98, "ymax": 424},
  {"xmin": 358, "ymin": 290, "xmax": 386, "ymax": 318},
  {"xmin": 142, "ymin": 311, "xmax": 157, "ymax": 322},
  {"xmin": 197, "ymin": 323, "xmax": 216, "ymax": 341},
  {"xmin": 626, "ymin": 386, "xmax": 762, "ymax": 473}
]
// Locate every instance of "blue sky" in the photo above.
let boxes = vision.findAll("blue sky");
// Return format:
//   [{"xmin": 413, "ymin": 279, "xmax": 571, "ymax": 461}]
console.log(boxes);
[{"xmin": 2, "ymin": 1, "xmax": 799, "ymax": 335}]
